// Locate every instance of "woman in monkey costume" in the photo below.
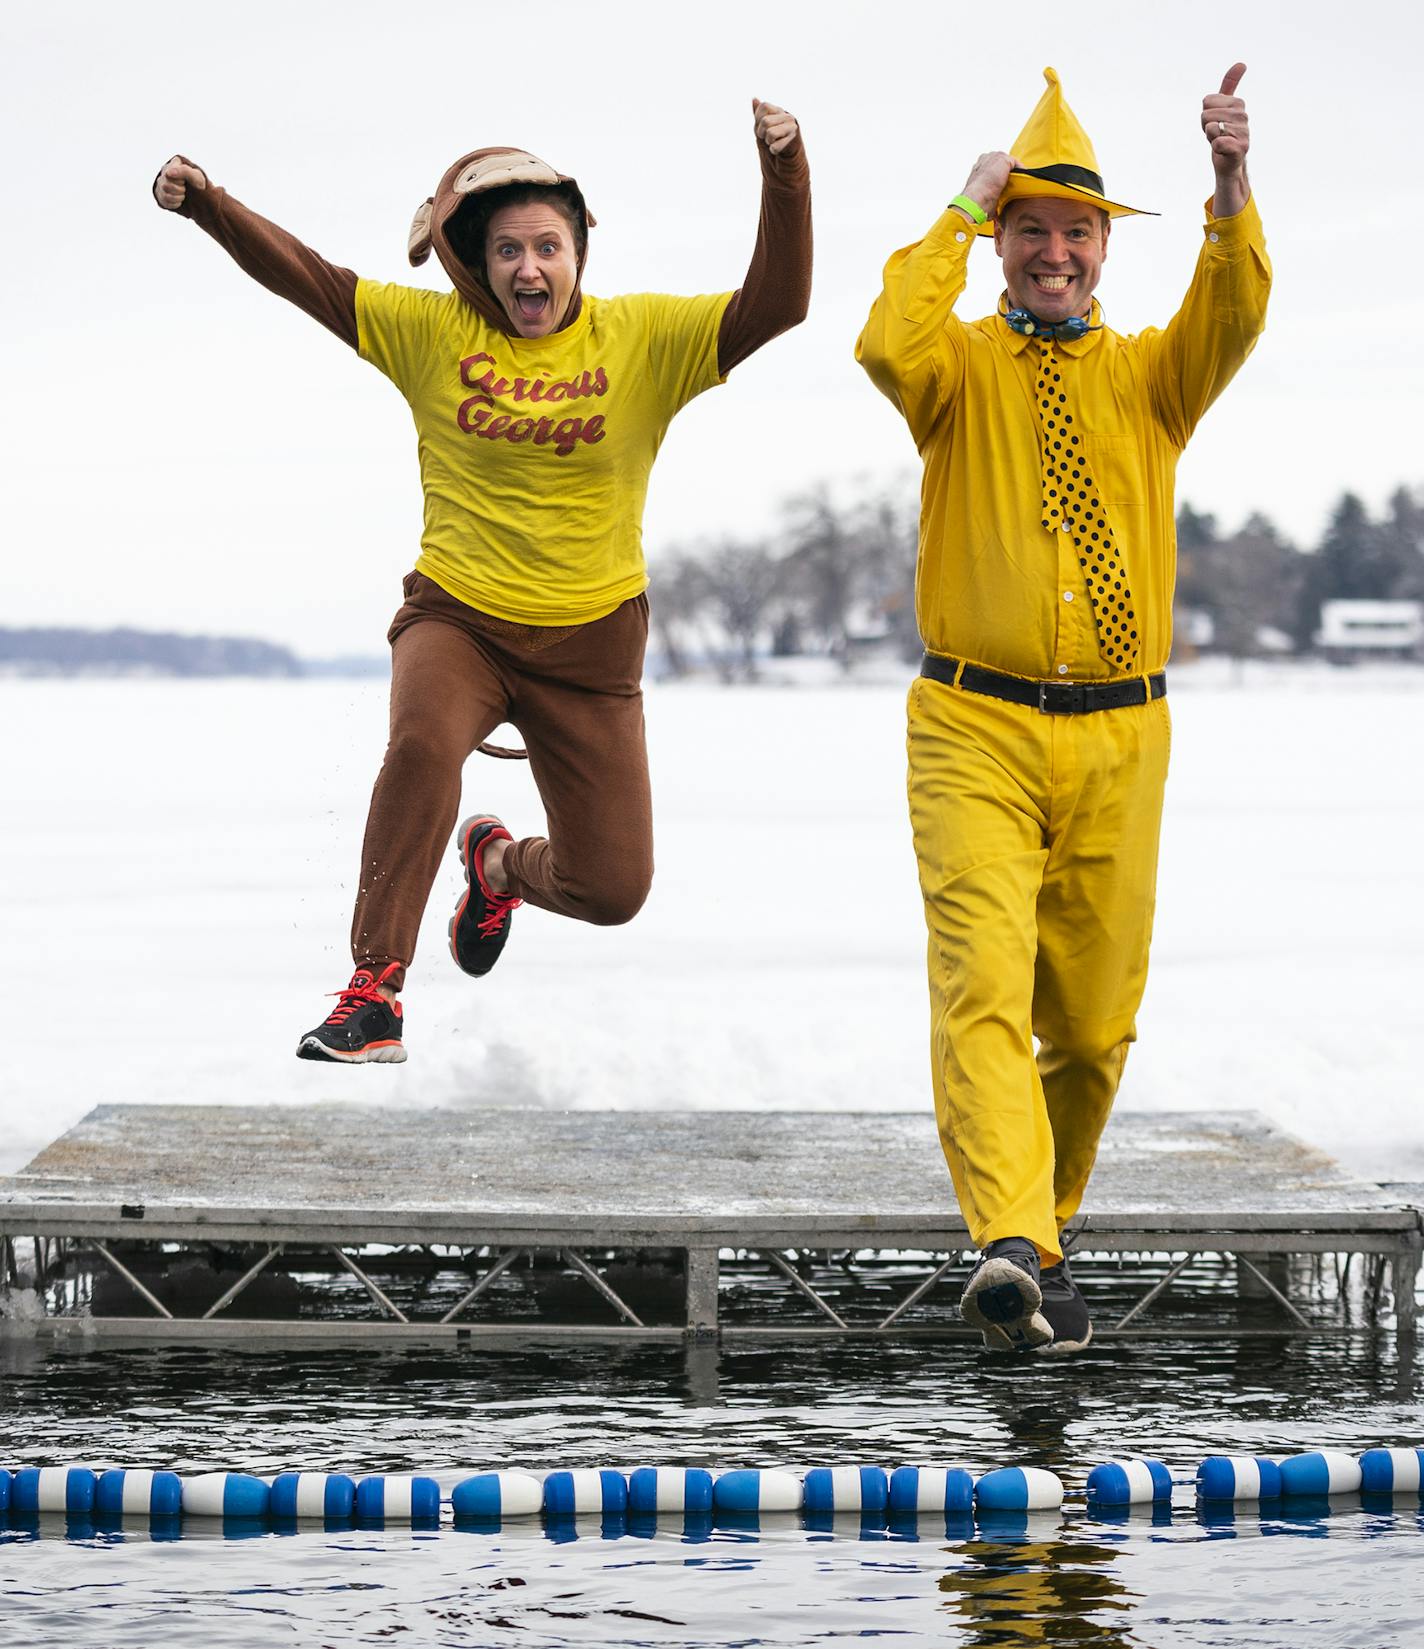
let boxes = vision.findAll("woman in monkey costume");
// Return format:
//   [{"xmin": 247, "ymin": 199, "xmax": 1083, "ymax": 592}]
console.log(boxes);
[{"xmin": 155, "ymin": 100, "xmax": 811, "ymax": 1062}]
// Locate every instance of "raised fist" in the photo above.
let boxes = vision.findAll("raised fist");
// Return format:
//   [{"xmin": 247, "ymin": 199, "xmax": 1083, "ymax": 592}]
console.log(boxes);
[
  {"xmin": 153, "ymin": 156, "xmax": 207, "ymax": 211},
  {"xmin": 752, "ymin": 99, "xmax": 800, "ymax": 157}
]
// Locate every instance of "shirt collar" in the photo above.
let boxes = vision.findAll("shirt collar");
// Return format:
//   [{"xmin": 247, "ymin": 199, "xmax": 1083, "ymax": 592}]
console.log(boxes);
[{"xmin": 997, "ymin": 297, "xmax": 1106, "ymax": 356}]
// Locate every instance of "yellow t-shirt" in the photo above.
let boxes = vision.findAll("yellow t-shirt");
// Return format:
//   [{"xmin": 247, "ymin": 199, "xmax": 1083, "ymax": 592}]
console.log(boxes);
[{"xmin": 356, "ymin": 284, "xmax": 732, "ymax": 624}]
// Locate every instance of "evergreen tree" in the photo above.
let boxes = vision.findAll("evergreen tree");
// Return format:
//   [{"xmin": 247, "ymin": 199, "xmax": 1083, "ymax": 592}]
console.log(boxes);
[
  {"xmin": 1380, "ymin": 486, "xmax": 1424, "ymax": 601},
  {"xmin": 1211, "ymin": 513, "xmax": 1304, "ymax": 656},
  {"xmin": 1296, "ymin": 492, "xmax": 1380, "ymax": 647},
  {"xmin": 1173, "ymin": 503, "xmax": 1221, "ymax": 612}
]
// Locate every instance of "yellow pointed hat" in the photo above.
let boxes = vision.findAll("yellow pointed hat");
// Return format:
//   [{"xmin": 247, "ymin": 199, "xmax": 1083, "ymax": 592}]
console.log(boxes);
[{"xmin": 982, "ymin": 67, "xmax": 1155, "ymax": 235}]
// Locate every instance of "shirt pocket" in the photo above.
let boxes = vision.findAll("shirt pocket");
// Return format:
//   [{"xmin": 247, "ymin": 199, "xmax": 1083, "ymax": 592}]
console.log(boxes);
[{"xmin": 1083, "ymin": 431, "xmax": 1142, "ymax": 505}]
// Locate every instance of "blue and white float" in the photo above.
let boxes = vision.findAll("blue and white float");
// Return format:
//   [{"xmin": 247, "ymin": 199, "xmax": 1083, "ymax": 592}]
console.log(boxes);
[
  {"xmin": 626, "ymin": 1467, "xmax": 714, "ymax": 1515},
  {"xmin": 270, "ymin": 1472, "xmax": 356, "ymax": 1520},
  {"xmin": 12, "ymin": 1466, "xmax": 97, "ymax": 1515},
  {"xmin": 1086, "ymin": 1458, "xmax": 1173, "ymax": 1506},
  {"xmin": 803, "ymin": 1466, "xmax": 888, "ymax": 1514},
  {"xmin": 354, "ymin": 1474, "xmax": 441, "ymax": 1522},
  {"xmin": 1195, "ymin": 1455, "xmax": 1283, "ymax": 1502},
  {"xmin": 888, "ymin": 1466, "xmax": 975, "ymax": 1514},
  {"xmin": 712, "ymin": 1469, "xmax": 803, "ymax": 1513},
  {"xmin": 1277, "ymin": 1451, "xmax": 1363, "ymax": 1497},
  {"xmin": 12, "ymin": 1442, "xmax": 1424, "ymax": 1541},
  {"xmin": 0, "ymin": 1470, "xmax": 11, "ymax": 1512},
  {"xmin": 95, "ymin": 1469, "xmax": 183, "ymax": 1519},
  {"xmin": 974, "ymin": 1467, "xmax": 1064, "ymax": 1513},
  {"xmin": 542, "ymin": 1470, "xmax": 628, "ymax": 1517},
  {"xmin": 1359, "ymin": 1447, "xmax": 1424, "ymax": 1495},
  {"xmin": 181, "ymin": 1472, "xmax": 271, "ymax": 1519},
  {"xmin": 451, "ymin": 1470, "xmax": 545, "ymax": 1519}
]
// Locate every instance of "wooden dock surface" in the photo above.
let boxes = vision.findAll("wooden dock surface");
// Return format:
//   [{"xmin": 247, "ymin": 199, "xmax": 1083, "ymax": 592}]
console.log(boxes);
[{"xmin": 0, "ymin": 1103, "xmax": 1414, "ymax": 1245}]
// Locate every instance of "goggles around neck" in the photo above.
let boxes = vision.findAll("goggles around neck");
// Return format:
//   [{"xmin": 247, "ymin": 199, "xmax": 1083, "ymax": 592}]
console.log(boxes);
[{"xmin": 999, "ymin": 292, "xmax": 1103, "ymax": 342}]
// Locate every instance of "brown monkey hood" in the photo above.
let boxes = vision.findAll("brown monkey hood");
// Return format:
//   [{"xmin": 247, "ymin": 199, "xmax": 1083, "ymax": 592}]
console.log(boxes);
[{"xmin": 406, "ymin": 147, "xmax": 595, "ymax": 335}]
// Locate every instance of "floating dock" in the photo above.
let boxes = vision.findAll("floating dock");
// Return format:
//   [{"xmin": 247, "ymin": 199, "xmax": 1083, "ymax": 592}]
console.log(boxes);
[{"xmin": 0, "ymin": 1105, "xmax": 1417, "ymax": 1342}]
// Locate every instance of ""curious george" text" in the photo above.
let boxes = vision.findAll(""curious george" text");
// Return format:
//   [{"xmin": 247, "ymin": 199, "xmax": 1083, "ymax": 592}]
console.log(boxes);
[{"xmin": 455, "ymin": 352, "xmax": 609, "ymax": 457}]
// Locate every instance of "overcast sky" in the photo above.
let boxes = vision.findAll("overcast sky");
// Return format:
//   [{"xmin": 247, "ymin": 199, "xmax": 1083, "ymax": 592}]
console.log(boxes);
[{"xmin": 5, "ymin": 0, "xmax": 1420, "ymax": 654}]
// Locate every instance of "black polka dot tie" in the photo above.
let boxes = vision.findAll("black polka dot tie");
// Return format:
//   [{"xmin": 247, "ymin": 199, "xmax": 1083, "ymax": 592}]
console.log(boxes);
[{"xmin": 1036, "ymin": 339, "xmax": 1139, "ymax": 671}]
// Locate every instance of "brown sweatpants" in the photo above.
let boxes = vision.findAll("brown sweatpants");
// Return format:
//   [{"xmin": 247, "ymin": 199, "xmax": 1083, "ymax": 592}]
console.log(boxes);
[{"xmin": 350, "ymin": 571, "xmax": 654, "ymax": 991}]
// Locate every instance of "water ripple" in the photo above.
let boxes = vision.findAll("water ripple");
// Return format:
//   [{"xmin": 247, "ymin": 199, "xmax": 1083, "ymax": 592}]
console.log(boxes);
[{"xmin": 3, "ymin": 1337, "xmax": 1424, "ymax": 1645}]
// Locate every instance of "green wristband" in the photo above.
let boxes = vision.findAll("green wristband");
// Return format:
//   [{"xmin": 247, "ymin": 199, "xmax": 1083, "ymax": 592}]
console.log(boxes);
[{"xmin": 950, "ymin": 193, "xmax": 988, "ymax": 225}]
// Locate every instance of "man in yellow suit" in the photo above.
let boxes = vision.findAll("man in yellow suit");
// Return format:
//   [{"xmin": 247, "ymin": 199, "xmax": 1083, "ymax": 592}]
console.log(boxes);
[{"xmin": 857, "ymin": 66, "xmax": 1270, "ymax": 1353}]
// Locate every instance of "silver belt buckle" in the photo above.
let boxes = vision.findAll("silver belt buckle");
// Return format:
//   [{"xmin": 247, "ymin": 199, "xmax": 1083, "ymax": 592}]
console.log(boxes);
[{"xmin": 1038, "ymin": 680, "xmax": 1086, "ymax": 715}]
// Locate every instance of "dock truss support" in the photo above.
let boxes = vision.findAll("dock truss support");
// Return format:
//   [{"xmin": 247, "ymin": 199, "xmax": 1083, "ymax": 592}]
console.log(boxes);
[
  {"xmin": 685, "ymin": 1248, "xmax": 720, "ymax": 1338},
  {"xmin": 87, "ymin": 1240, "xmax": 174, "ymax": 1320},
  {"xmin": 1391, "ymin": 1235, "xmax": 1422, "ymax": 1341},
  {"xmin": 5, "ymin": 1235, "xmax": 1423, "ymax": 1344},
  {"xmin": 440, "ymin": 1247, "xmax": 529, "ymax": 1326},
  {"xmin": 203, "ymin": 1244, "xmax": 284, "ymax": 1320}
]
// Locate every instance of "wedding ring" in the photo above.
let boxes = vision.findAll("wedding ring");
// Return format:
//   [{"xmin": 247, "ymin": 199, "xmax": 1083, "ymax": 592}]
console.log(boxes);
[{"xmin": 1218, "ymin": 119, "xmax": 1228, "ymax": 135}]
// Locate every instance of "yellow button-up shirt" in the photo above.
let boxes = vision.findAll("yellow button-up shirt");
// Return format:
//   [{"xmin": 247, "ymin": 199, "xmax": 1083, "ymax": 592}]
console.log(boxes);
[{"xmin": 855, "ymin": 198, "xmax": 1271, "ymax": 679}]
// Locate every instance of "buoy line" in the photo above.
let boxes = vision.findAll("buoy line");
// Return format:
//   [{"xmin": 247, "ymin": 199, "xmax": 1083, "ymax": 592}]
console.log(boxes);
[{"xmin": 1, "ymin": 1450, "xmax": 1420, "ymax": 1531}]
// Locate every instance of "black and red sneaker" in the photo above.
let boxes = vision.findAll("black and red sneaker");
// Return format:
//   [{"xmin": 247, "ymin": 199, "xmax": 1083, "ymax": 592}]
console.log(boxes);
[
  {"xmin": 449, "ymin": 814, "xmax": 523, "ymax": 977},
  {"xmin": 296, "ymin": 964, "xmax": 407, "ymax": 1064}
]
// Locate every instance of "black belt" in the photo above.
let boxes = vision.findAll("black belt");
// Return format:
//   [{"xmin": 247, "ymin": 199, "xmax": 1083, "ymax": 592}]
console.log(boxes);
[{"xmin": 920, "ymin": 654, "xmax": 1167, "ymax": 715}]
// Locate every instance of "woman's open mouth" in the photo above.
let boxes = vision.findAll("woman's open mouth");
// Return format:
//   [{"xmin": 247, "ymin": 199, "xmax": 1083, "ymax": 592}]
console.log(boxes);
[{"xmin": 515, "ymin": 289, "xmax": 550, "ymax": 320}]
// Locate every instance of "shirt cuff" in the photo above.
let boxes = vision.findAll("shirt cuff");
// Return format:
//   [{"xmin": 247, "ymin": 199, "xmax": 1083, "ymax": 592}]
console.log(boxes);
[
  {"xmin": 1202, "ymin": 192, "xmax": 1261, "ymax": 243},
  {"xmin": 182, "ymin": 181, "xmax": 225, "ymax": 228},
  {"xmin": 924, "ymin": 206, "xmax": 979, "ymax": 255}
]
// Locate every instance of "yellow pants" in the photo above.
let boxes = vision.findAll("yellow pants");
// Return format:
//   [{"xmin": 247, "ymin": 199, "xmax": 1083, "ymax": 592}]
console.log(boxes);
[{"xmin": 906, "ymin": 674, "xmax": 1172, "ymax": 1265}]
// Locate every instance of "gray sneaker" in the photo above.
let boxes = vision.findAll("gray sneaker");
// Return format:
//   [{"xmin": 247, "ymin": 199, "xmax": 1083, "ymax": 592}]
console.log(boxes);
[
  {"xmin": 1034, "ymin": 1255, "xmax": 1093, "ymax": 1355},
  {"xmin": 960, "ymin": 1237, "xmax": 1053, "ymax": 1352}
]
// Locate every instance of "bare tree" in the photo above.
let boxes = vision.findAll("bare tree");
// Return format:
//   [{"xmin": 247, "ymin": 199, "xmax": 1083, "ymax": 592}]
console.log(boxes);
[
  {"xmin": 647, "ymin": 470, "xmax": 1424, "ymax": 680},
  {"xmin": 1175, "ymin": 501, "xmax": 1306, "ymax": 661},
  {"xmin": 1205, "ymin": 512, "xmax": 1303, "ymax": 661},
  {"xmin": 852, "ymin": 488, "xmax": 921, "ymax": 664},
  {"xmin": 648, "ymin": 552, "xmax": 708, "ymax": 680},
  {"xmin": 778, "ymin": 482, "xmax": 922, "ymax": 669},
  {"xmin": 782, "ymin": 485, "xmax": 864, "ymax": 670},
  {"xmin": 697, "ymin": 539, "xmax": 786, "ymax": 681}
]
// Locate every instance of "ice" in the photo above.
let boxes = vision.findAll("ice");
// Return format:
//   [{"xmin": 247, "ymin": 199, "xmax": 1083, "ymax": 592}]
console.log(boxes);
[{"xmin": 2, "ymin": 662, "xmax": 1420, "ymax": 1185}]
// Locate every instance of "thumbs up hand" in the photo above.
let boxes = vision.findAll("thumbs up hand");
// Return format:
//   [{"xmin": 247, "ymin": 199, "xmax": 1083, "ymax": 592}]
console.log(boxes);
[
  {"xmin": 1201, "ymin": 63, "xmax": 1252, "ymax": 216},
  {"xmin": 1201, "ymin": 64, "xmax": 1250, "ymax": 175}
]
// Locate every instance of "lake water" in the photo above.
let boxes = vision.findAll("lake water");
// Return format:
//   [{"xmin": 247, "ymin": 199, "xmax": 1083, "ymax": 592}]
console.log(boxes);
[{"xmin": 3, "ymin": 1334, "xmax": 1424, "ymax": 1647}]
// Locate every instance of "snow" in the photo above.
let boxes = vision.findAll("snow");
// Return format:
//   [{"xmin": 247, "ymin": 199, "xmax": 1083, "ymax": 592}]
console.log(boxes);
[{"xmin": 3, "ymin": 663, "xmax": 1420, "ymax": 1184}]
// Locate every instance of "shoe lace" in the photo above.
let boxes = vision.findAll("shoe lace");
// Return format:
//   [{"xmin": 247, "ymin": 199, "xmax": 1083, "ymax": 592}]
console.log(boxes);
[
  {"xmin": 477, "ymin": 888, "xmax": 523, "ymax": 939},
  {"xmin": 1043, "ymin": 1224, "xmax": 1087, "ymax": 1288},
  {"xmin": 323, "ymin": 980, "xmax": 384, "ymax": 1026},
  {"xmin": 1041, "ymin": 1260, "xmax": 1075, "ymax": 1296}
]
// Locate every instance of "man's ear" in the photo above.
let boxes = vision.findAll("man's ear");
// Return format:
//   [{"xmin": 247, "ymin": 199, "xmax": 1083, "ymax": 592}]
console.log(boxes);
[{"xmin": 992, "ymin": 216, "xmax": 1006, "ymax": 256}]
